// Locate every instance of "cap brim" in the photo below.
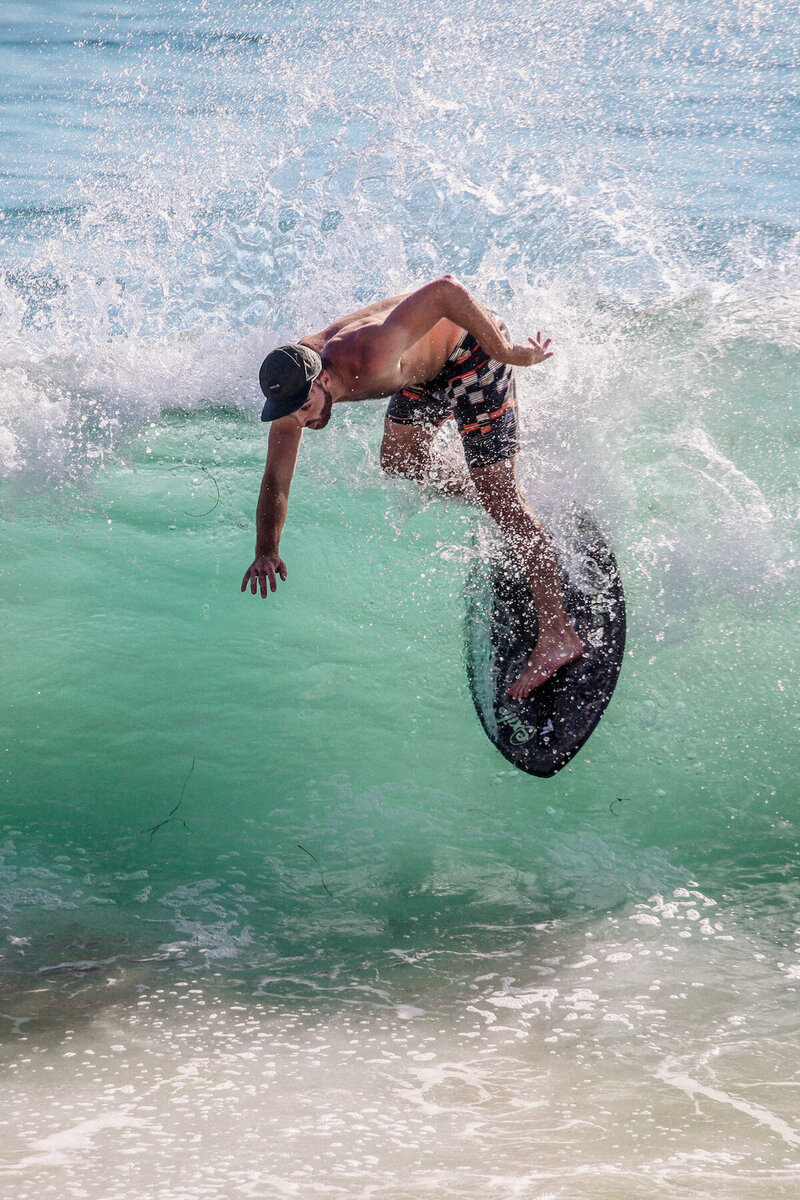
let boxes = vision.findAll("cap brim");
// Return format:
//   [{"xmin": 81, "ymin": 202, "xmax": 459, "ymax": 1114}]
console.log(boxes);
[{"xmin": 260, "ymin": 381, "xmax": 313, "ymax": 422}]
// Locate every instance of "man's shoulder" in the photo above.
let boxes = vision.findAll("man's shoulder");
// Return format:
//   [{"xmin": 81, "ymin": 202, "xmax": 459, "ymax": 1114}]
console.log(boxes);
[
  {"xmin": 299, "ymin": 320, "xmax": 374, "ymax": 357},
  {"xmin": 297, "ymin": 333, "xmax": 326, "ymax": 353}
]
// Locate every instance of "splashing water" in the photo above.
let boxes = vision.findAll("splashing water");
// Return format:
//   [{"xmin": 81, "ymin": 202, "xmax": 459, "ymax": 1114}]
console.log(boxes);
[{"xmin": 1, "ymin": 1, "xmax": 799, "ymax": 1196}]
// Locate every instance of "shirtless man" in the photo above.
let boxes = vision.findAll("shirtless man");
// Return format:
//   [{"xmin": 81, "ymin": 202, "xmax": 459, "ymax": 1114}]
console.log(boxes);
[{"xmin": 241, "ymin": 275, "xmax": 583, "ymax": 697}]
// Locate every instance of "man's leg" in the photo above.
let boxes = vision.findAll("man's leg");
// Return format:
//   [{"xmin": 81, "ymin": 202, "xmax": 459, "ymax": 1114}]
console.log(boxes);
[
  {"xmin": 380, "ymin": 419, "xmax": 473, "ymax": 497},
  {"xmin": 469, "ymin": 455, "xmax": 584, "ymax": 697}
]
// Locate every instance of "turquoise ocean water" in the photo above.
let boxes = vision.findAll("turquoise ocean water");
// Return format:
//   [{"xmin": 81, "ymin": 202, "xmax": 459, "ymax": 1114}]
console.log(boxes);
[{"xmin": 1, "ymin": 1, "xmax": 798, "ymax": 1195}]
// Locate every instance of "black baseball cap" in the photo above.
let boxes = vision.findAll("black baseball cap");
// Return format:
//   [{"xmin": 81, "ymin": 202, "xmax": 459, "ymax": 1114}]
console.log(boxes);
[{"xmin": 259, "ymin": 344, "xmax": 323, "ymax": 422}]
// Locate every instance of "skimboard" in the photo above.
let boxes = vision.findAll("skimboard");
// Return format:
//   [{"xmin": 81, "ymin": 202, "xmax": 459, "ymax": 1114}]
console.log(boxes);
[{"xmin": 464, "ymin": 507, "xmax": 626, "ymax": 777}]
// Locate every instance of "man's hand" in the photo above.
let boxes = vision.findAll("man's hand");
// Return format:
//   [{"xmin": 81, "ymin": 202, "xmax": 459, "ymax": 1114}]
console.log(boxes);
[
  {"xmin": 505, "ymin": 332, "xmax": 553, "ymax": 367},
  {"xmin": 241, "ymin": 553, "xmax": 287, "ymax": 597}
]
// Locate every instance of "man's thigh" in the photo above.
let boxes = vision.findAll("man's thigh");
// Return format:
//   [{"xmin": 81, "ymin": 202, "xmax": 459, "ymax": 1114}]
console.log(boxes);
[{"xmin": 380, "ymin": 418, "xmax": 440, "ymax": 478}]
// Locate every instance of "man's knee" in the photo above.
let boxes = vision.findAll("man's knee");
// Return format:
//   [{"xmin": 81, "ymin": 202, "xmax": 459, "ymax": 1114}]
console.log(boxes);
[
  {"xmin": 471, "ymin": 458, "xmax": 533, "ymax": 527},
  {"xmin": 380, "ymin": 448, "xmax": 425, "ymax": 481},
  {"xmin": 470, "ymin": 456, "xmax": 518, "ymax": 507}
]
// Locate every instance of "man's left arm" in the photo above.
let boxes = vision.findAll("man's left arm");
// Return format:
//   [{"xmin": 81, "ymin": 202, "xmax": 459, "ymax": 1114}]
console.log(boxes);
[
  {"xmin": 301, "ymin": 291, "xmax": 413, "ymax": 351},
  {"xmin": 361, "ymin": 275, "xmax": 552, "ymax": 370}
]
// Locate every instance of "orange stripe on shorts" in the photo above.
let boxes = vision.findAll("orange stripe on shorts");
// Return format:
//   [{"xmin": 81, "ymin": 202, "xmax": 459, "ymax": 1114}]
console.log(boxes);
[{"xmin": 460, "ymin": 397, "xmax": 516, "ymax": 435}]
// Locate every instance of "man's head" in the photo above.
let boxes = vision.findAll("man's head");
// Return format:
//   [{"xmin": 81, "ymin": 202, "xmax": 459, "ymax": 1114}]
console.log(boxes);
[{"xmin": 259, "ymin": 344, "xmax": 323, "ymax": 423}]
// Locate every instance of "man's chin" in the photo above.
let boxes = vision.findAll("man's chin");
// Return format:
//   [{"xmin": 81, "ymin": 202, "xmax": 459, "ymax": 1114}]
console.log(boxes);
[{"xmin": 308, "ymin": 396, "xmax": 333, "ymax": 430}]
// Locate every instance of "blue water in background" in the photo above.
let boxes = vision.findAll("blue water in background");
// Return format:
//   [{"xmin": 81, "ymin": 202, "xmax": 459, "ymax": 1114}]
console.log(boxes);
[{"xmin": 1, "ymin": 2, "xmax": 799, "ymax": 1196}]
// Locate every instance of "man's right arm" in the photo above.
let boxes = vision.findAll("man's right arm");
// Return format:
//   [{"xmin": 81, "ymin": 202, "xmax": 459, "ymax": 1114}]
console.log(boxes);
[{"xmin": 241, "ymin": 417, "xmax": 303, "ymax": 597}]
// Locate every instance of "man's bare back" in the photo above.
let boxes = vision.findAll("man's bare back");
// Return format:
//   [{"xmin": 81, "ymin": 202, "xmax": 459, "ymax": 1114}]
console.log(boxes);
[
  {"xmin": 243, "ymin": 275, "xmax": 584, "ymax": 696},
  {"xmin": 298, "ymin": 296, "xmax": 464, "ymax": 401}
]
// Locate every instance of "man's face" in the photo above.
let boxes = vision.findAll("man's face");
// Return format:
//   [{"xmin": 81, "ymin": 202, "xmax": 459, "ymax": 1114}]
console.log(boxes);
[{"xmin": 292, "ymin": 377, "xmax": 333, "ymax": 430}]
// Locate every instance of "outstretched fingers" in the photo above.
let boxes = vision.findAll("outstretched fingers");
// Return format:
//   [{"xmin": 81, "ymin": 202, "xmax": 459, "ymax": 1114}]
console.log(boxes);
[
  {"xmin": 529, "ymin": 332, "xmax": 553, "ymax": 361},
  {"xmin": 241, "ymin": 558, "xmax": 287, "ymax": 597}
]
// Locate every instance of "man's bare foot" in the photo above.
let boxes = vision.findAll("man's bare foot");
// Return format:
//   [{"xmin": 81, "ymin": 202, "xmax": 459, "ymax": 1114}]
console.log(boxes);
[{"xmin": 507, "ymin": 629, "xmax": 585, "ymax": 700}]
